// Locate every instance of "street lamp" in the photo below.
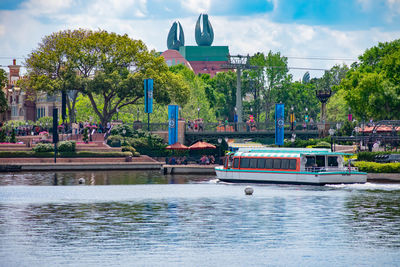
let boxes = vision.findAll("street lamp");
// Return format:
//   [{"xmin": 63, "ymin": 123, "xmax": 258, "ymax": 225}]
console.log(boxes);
[
  {"xmin": 136, "ymin": 108, "xmax": 139, "ymax": 122},
  {"xmin": 197, "ymin": 107, "xmax": 200, "ymax": 119},
  {"xmin": 290, "ymin": 106, "xmax": 294, "ymax": 131},
  {"xmin": 116, "ymin": 108, "xmax": 119, "ymax": 121},
  {"xmin": 122, "ymin": 129, "xmax": 126, "ymax": 146},
  {"xmin": 217, "ymin": 138, "xmax": 222, "ymax": 163},
  {"xmin": 329, "ymin": 128, "xmax": 336, "ymax": 152}
]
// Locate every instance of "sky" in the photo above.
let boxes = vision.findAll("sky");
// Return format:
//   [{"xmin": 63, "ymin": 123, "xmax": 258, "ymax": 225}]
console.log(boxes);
[{"xmin": 1, "ymin": 0, "xmax": 400, "ymax": 80}]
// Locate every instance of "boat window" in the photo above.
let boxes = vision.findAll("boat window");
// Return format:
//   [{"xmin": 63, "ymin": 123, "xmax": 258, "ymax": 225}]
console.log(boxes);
[
  {"xmin": 233, "ymin": 158, "xmax": 239, "ymax": 168},
  {"xmin": 250, "ymin": 158, "xmax": 258, "ymax": 168},
  {"xmin": 316, "ymin": 156, "xmax": 325, "ymax": 167},
  {"xmin": 328, "ymin": 156, "xmax": 338, "ymax": 167},
  {"xmin": 273, "ymin": 159, "xmax": 281, "ymax": 169},
  {"xmin": 240, "ymin": 158, "xmax": 250, "ymax": 168},
  {"xmin": 305, "ymin": 156, "xmax": 315, "ymax": 167},
  {"xmin": 289, "ymin": 159, "xmax": 297, "ymax": 170},
  {"xmin": 257, "ymin": 158, "xmax": 265, "ymax": 169},
  {"xmin": 281, "ymin": 159, "xmax": 289, "ymax": 169},
  {"xmin": 265, "ymin": 158, "xmax": 273, "ymax": 169}
]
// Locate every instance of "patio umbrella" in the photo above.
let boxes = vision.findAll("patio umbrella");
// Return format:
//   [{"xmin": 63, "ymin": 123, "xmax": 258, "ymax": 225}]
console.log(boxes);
[
  {"xmin": 189, "ymin": 141, "xmax": 216, "ymax": 150},
  {"xmin": 166, "ymin": 142, "xmax": 189, "ymax": 150}
]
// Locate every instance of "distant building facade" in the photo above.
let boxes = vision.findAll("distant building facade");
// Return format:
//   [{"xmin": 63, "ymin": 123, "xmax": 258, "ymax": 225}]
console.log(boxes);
[{"xmin": 1, "ymin": 59, "xmax": 61, "ymax": 122}]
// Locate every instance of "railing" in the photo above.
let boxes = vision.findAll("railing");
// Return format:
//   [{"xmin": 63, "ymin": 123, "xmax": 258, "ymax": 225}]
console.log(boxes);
[{"xmin": 305, "ymin": 166, "xmax": 359, "ymax": 172}]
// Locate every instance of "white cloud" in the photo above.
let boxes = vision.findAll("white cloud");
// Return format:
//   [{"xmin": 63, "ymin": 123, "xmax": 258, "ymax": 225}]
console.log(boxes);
[
  {"xmin": 1, "ymin": 0, "xmax": 400, "ymax": 81},
  {"xmin": 20, "ymin": 0, "xmax": 73, "ymax": 16},
  {"xmin": 181, "ymin": 0, "xmax": 211, "ymax": 14}
]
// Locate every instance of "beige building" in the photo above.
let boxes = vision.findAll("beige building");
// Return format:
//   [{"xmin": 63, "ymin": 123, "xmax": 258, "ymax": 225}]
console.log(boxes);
[{"xmin": 1, "ymin": 59, "xmax": 61, "ymax": 122}]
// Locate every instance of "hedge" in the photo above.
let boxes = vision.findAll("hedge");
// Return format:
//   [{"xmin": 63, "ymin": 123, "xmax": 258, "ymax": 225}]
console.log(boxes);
[
  {"xmin": 353, "ymin": 161, "xmax": 400, "ymax": 173},
  {"xmin": 0, "ymin": 151, "xmax": 133, "ymax": 158}
]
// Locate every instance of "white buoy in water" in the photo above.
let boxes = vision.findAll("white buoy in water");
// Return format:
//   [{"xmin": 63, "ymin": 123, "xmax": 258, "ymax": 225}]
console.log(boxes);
[
  {"xmin": 244, "ymin": 186, "xmax": 254, "ymax": 195},
  {"xmin": 78, "ymin": 178, "xmax": 85, "ymax": 185}
]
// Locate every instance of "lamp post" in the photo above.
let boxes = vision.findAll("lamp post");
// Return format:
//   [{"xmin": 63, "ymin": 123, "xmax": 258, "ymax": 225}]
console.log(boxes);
[
  {"xmin": 329, "ymin": 128, "xmax": 336, "ymax": 152},
  {"xmin": 116, "ymin": 108, "xmax": 119, "ymax": 121},
  {"xmin": 122, "ymin": 129, "xmax": 126, "ymax": 146},
  {"xmin": 197, "ymin": 107, "xmax": 200, "ymax": 120},
  {"xmin": 290, "ymin": 106, "xmax": 294, "ymax": 131},
  {"xmin": 217, "ymin": 138, "xmax": 222, "ymax": 163},
  {"xmin": 136, "ymin": 108, "xmax": 139, "ymax": 122}
]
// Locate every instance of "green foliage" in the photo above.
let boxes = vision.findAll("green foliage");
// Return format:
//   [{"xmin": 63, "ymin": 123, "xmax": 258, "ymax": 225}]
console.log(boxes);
[
  {"xmin": 337, "ymin": 120, "xmax": 357, "ymax": 136},
  {"xmin": 0, "ymin": 69, "xmax": 7, "ymax": 113},
  {"xmin": 107, "ymin": 135, "xmax": 123, "ymax": 147},
  {"xmin": 312, "ymin": 141, "xmax": 331, "ymax": 148},
  {"xmin": 33, "ymin": 143, "xmax": 54, "ymax": 152},
  {"xmin": 353, "ymin": 161, "xmax": 400, "ymax": 173},
  {"xmin": 83, "ymin": 128, "xmax": 88, "ymax": 143},
  {"xmin": 10, "ymin": 129, "xmax": 16, "ymax": 143},
  {"xmin": 37, "ymin": 117, "xmax": 53, "ymax": 129},
  {"xmin": 121, "ymin": 146, "xmax": 137, "ymax": 155},
  {"xmin": 284, "ymin": 138, "xmax": 321, "ymax": 148},
  {"xmin": 341, "ymin": 39, "xmax": 400, "ymax": 121},
  {"xmin": 26, "ymin": 29, "xmax": 190, "ymax": 126},
  {"xmin": 0, "ymin": 129, "xmax": 6, "ymax": 142},
  {"xmin": 108, "ymin": 126, "xmax": 168, "ymax": 156},
  {"xmin": 58, "ymin": 140, "xmax": 76, "ymax": 152}
]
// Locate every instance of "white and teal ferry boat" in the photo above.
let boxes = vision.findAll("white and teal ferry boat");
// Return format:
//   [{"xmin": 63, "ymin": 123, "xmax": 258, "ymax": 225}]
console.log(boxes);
[{"xmin": 215, "ymin": 148, "xmax": 367, "ymax": 185}]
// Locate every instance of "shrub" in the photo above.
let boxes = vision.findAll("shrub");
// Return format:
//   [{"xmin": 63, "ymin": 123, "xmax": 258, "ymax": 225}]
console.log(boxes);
[
  {"xmin": 83, "ymin": 127, "xmax": 89, "ymax": 143},
  {"xmin": 353, "ymin": 161, "xmax": 400, "ymax": 173},
  {"xmin": 33, "ymin": 143, "xmax": 54, "ymax": 152},
  {"xmin": 312, "ymin": 141, "xmax": 331, "ymax": 148},
  {"xmin": 0, "ymin": 129, "xmax": 6, "ymax": 142},
  {"xmin": 58, "ymin": 140, "xmax": 76, "ymax": 152},
  {"xmin": 107, "ymin": 135, "xmax": 123, "ymax": 147},
  {"xmin": 10, "ymin": 129, "xmax": 16, "ymax": 143},
  {"xmin": 122, "ymin": 146, "xmax": 136, "ymax": 154}
]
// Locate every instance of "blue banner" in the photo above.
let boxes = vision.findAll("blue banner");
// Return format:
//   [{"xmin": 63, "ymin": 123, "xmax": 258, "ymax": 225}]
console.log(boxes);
[
  {"xmin": 168, "ymin": 105, "xmax": 179, "ymax": 145},
  {"xmin": 144, "ymin": 79, "xmax": 153, "ymax": 113},
  {"xmin": 275, "ymin": 103, "xmax": 284, "ymax": 146}
]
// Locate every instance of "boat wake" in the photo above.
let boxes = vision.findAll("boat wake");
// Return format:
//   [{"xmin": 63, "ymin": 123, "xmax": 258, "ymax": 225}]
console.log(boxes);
[{"xmin": 326, "ymin": 182, "xmax": 400, "ymax": 191}]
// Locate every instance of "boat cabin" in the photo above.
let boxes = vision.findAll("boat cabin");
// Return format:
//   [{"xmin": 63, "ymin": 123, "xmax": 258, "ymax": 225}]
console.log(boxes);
[{"xmin": 224, "ymin": 148, "xmax": 347, "ymax": 173}]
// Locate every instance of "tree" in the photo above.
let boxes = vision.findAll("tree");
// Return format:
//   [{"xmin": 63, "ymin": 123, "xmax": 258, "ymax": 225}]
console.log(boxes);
[
  {"xmin": 0, "ymin": 69, "xmax": 8, "ymax": 114},
  {"xmin": 250, "ymin": 51, "xmax": 290, "ymax": 122},
  {"xmin": 201, "ymin": 71, "xmax": 237, "ymax": 121},
  {"xmin": 340, "ymin": 39, "xmax": 400, "ymax": 121},
  {"xmin": 170, "ymin": 65, "xmax": 216, "ymax": 122},
  {"xmin": 26, "ymin": 29, "xmax": 190, "ymax": 126}
]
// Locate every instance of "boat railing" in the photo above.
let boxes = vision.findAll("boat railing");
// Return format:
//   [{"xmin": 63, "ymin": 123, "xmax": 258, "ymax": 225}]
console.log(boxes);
[{"xmin": 305, "ymin": 166, "xmax": 359, "ymax": 172}]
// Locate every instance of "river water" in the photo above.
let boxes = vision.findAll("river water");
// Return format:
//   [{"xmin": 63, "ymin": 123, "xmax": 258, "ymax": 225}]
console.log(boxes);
[{"xmin": 1, "ymin": 171, "xmax": 400, "ymax": 267}]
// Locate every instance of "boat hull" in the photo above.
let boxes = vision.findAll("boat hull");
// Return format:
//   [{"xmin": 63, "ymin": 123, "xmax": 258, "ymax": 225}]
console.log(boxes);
[{"xmin": 215, "ymin": 167, "xmax": 367, "ymax": 185}]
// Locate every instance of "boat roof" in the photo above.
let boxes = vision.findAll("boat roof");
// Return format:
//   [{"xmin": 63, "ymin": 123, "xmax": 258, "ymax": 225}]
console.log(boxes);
[{"xmin": 234, "ymin": 148, "xmax": 351, "ymax": 158}]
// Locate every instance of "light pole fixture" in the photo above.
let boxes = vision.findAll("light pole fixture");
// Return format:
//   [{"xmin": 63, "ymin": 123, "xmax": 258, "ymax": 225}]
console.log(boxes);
[
  {"xmin": 290, "ymin": 106, "xmax": 294, "ymax": 131},
  {"xmin": 116, "ymin": 108, "xmax": 119, "ymax": 121},
  {"xmin": 329, "ymin": 128, "xmax": 336, "ymax": 152},
  {"xmin": 197, "ymin": 107, "xmax": 200, "ymax": 119}
]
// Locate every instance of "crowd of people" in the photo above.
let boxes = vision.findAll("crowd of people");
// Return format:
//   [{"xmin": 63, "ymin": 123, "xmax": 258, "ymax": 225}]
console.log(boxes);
[
  {"xmin": 166, "ymin": 155, "xmax": 216, "ymax": 165},
  {"xmin": 187, "ymin": 119, "xmax": 204, "ymax": 132}
]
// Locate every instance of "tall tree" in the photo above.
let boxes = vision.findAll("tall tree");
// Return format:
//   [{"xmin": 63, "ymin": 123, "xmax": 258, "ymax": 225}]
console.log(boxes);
[
  {"xmin": 201, "ymin": 71, "xmax": 237, "ymax": 121},
  {"xmin": 250, "ymin": 51, "xmax": 290, "ymax": 122},
  {"xmin": 340, "ymin": 39, "xmax": 400, "ymax": 121},
  {"xmin": 26, "ymin": 29, "xmax": 190, "ymax": 126}
]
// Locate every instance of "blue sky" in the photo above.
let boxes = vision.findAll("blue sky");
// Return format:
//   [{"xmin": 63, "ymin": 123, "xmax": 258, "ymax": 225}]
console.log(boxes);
[{"xmin": 1, "ymin": 0, "xmax": 399, "ymax": 79}]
